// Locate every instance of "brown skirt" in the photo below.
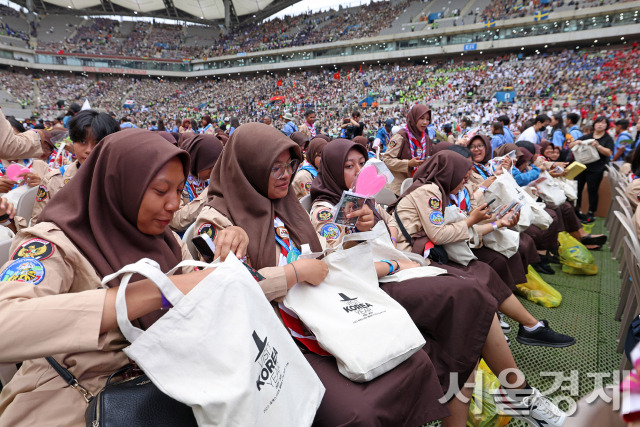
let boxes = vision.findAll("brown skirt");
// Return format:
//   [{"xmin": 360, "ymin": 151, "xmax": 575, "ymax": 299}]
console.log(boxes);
[
  {"xmin": 550, "ymin": 201, "xmax": 582, "ymax": 234},
  {"xmin": 524, "ymin": 208, "xmax": 561, "ymax": 251},
  {"xmin": 443, "ymin": 260, "xmax": 514, "ymax": 306},
  {"xmin": 306, "ymin": 350, "xmax": 450, "ymax": 427},
  {"xmin": 518, "ymin": 232, "xmax": 540, "ymax": 269},
  {"xmin": 471, "ymin": 246, "xmax": 527, "ymax": 287},
  {"xmin": 380, "ymin": 273, "xmax": 496, "ymax": 393}
]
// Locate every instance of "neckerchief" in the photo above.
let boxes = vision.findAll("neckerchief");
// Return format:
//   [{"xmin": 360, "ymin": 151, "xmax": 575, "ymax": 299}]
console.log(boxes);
[
  {"xmin": 305, "ymin": 122, "xmax": 316, "ymax": 138},
  {"xmin": 450, "ymin": 188, "xmax": 471, "ymax": 214},
  {"xmin": 402, "ymin": 124, "xmax": 427, "ymax": 160},
  {"xmin": 474, "ymin": 163, "xmax": 493, "ymax": 180},
  {"xmin": 299, "ymin": 160, "xmax": 318, "ymax": 179},
  {"xmin": 184, "ymin": 175, "xmax": 208, "ymax": 202},
  {"xmin": 201, "ymin": 123, "xmax": 213, "ymax": 134},
  {"xmin": 630, "ymin": 173, "xmax": 639, "ymax": 183}
]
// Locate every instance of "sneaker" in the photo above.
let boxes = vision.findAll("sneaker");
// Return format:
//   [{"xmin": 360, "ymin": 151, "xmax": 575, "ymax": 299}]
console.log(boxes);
[
  {"xmin": 581, "ymin": 234, "xmax": 607, "ymax": 246},
  {"xmin": 576, "ymin": 211, "xmax": 594, "ymax": 224},
  {"xmin": 516, "ymin": 320, "xmax": 576, "ymax": 348},
  {"xmin": 494, "ymin": 386, "xmax": 567, "ymax": 427},
  {"xmin": 499, "ymin": 313, "xmax": 511, "ymax": 334},
  {"xmin": 506, "ymin": 334, "xmax": 511, "ymax": 347}
]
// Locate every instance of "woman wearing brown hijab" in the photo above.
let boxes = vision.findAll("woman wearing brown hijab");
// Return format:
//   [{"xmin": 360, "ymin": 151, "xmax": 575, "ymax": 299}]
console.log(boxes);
[
  {"xmin": 393, "ymin": 151, "xmax": 575, "ymax": 344},
  {"xmin": 177, "ymin": 133, "xmax": 223, "ymax": 204},
  {"xmin": 194, "ymin": 123, "xmax": 449, "ymax": 427},
  {"xmin": 292, "ymin": 137, "xmax": 327, "ymax": 200},
  {"xmin": 169, "ymin": 133, "xmax": 224, "ymax": 232},
  {"xmin": 289, "ymin": 131, "xmax": 310, "ymax": 153},
  {"xmin": 0, "ymin": 129, "xmax": 216, "ymax": 426},
  {"xmin": 382, "ymin": 104, "xmax": 432, "ymax": 195}
]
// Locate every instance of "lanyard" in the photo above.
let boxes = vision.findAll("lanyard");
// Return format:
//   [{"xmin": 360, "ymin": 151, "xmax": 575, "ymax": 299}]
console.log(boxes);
[
  {"xmin": 300, "ymin": 162, "xmax": 318, "ymax": 178},
  {"xmin": 274, "ymin": 218, "xmax": 300, "ymax": 263}
]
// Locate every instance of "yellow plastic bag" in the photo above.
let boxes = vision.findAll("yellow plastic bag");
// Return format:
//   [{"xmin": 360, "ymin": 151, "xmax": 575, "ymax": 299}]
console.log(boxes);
[
  {"xmin": 515, "ymin": 265, "xmax": 562, "ymax": 307},
  {"xmin": 558, "ymin": 231, "xmax": 598, "ymax": 275},
  {"xmin": 467, "ymin": 360, "xmax": 511, "ymax": 427}
]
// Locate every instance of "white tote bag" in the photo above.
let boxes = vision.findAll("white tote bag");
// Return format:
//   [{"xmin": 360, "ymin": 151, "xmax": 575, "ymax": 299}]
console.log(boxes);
[
  {"xmin": 486, "ymin": 172, "xmax": 552, "ymax": 230},
  {"xmin": 558, "ymin": 177, "xmax": 578, "ymax": 201},
  {"xmin": 111, "ymin": 255, "xmax": 325, "ymax": 427},
  {"xmin": 482, "ymin": 228, "xmax": 520, "ymax": 259},
  {"xmin": 283, "ymin": 242, "xmax": 426, "ymax": 382},
  {"xmin": 441, "ymin": 205, "xmax": 477, "ymax": 266},
  {"xmin": 529, "ymin": 172, "xmax": 567, "ymax": 207},
  {"xmin": 340, "ymin": 222, "xmax": 447, "ymax": 283},
  {"xmin": 571, "ymin": 139, "xmax": 600, "ymax": 165}
]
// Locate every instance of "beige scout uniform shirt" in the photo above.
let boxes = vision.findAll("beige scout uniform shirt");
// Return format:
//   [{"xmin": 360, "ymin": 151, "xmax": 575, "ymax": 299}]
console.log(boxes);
[
  {"xmin": 309, "ymin": 200, "xmax": 398, "ymax": 249},
  {"xmin": 0, "ymin": 222, "xmax": 193, "ymax": 426},
  {"xmin": 194, "ymin": 206, "xmax": 288, "ymax": 301},
  {"xmin": 292, "ymin": 168, "xmax": 314, "ymax": 200},
  {"xmin": 0, "ymin": 110, "xmax": 43, "ymax": 161},
  {"xmin": 625, "ymin": 179, "xmax": 640, "ymax": 210},
  {"xmin": 170, "ymin": 189, "xmax": 209, "ymax": 232},
  {"xmin": 394, "ymin": 183, "xmax": 477, "ymax": 253},
  {"xmin": 620, "ymin": 162, "xmax": 631, "ymax": 177},
  {"xmin": 31, "ymin": 161, "xmax": 80, "ymax": 224},
  {"xmin": 382, "ymin": 133, "xmax": 410, "ymax": 195},
  {"xmin": 298, "ymin": 123, "xmax": 313, "ymax": 140}
]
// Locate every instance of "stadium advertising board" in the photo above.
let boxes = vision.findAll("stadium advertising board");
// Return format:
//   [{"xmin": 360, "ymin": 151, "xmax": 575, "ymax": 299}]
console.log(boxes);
[{"xmin": 82, "ymin": 67, "xmax": 148, "ymax": 75}]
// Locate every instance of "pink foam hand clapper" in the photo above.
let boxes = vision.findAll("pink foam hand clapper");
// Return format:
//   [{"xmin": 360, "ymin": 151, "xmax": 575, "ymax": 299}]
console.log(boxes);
[
  {"xmin": 354, "ymin": 164, "xmax": 387, "ymax": 197},
  {"xmin": 5, "ymin": 164, "xmax": 30, "ymax": 181}
]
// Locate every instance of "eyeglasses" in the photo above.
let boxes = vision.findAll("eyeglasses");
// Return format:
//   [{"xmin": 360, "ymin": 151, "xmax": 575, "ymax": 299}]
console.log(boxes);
[
  {"xmin": 469, "ymin": 144, "xmax": 485, "ymax": 151},
  {"xmin": 271, "ymin": 159, "xmax": 299, "ymax": 179}
]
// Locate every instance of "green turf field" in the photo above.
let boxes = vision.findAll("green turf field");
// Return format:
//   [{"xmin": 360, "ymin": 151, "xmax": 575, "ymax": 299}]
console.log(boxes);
[{"xmin": 503, "ymin": 218, "xmax": 622, "ymax": 426}]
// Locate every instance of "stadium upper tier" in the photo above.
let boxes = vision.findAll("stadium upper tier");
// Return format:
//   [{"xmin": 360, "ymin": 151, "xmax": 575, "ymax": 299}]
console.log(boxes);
[{"xmin": 0, "ymin": 0, "xmax": 637, "ymax": 60}]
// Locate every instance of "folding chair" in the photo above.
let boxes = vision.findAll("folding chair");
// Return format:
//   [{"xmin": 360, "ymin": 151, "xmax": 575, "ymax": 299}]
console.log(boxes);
[
  {"xmin": 400, "ymin": 178, "xmax": 413, "ymax": 195},
  {"xmin": 299, "ymin": 195, "xmax": 312, "ymax": 214},
  {"xmin": 182, "ymin": 222, "xmax": 199, "ymax": 260}
]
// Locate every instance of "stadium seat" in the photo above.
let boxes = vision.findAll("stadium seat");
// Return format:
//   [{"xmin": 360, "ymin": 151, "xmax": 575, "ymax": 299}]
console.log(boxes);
[
  {"xmin": 15, "ymin": 186, "xmax": 38, "ymax": 222},
  {"xmin": 400, "ymin": 178, "xmax": 413, "ymax": 195},
  {"xmin": 374, "ymin": 188, "xmax": 397, "ymax": 207},
  {"xmin": 300, "ymin": 195, "xmax": 312, "ymax": 213}
]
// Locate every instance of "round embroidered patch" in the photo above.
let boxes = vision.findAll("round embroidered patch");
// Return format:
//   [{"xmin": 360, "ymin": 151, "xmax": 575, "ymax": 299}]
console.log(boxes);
[
  {"xmin": 388, "ymin": 139, "xmax": 397, "ymax": 149},
  {"xmin": 320, "ymin": 223, "xmax": 340, "ymax": 241},
  {"xmin": 11, "ymin": 238, "xmax": 55, "ymax": 261},
  {"xmin": 428, "ymin": 197, "xmax": 441, "ymax": 210},
  {"xmin": 429, "ymin": 211, "xmax": 444, "ymax": 225},
  {"xmin": 64, "ymin": 179, "xmax": 70, "ymax": 184},
  {"xmin": 0, "ymin": 257, "xmax": 45, "ymax": 285},
  {"xmin": 197, "ymin": 223, "xmax": 216, "ymax": 239},
  {"xmin": 316, "ymin": 209, "xmax": 333, "ymax": 222},
  {"xmin": 36, "ymin": 185, "xmax": 47, "ymax": 202},
  {"xmin": 304, "ymin": 181, "xmax": 312, "ymax": 192}
]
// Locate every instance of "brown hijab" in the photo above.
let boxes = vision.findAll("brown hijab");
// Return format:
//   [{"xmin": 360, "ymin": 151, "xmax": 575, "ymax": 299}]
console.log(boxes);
[
  {"xmin": 353, "ymin": 136, "xmax": 368, "ymax": 148},
  {"xmin": 400, "ymin": 151, "xmax": 472, "ymax": 213},
  {"xmin": 493, "ymin": 143, "xmax": 523, "ymax": 158},
  {"xmin": 310, "ymin": 139, "xmax": 385, "ymax": 225},
  {"xmin": 290, "ymin": 131, "xmax": 310, "ymax": 152},
  {"xmin": 397, "ymin": 104, "xmax": 432, "ymax": 160},
  {"xmin": 470, "ymin": 134, "xmax": 492, "ymax": 164},
  {"xmin": 315, "ymin": 134, "xmax": 331, "ymax": 142},
  {"xmin": 207, "ymin": 123, "xmax": 322, "ymax": 270},
  {"xmin": 158, "ymin": 131, "xmax": 178, "ymax": 145},
  {"xmin": 178, "ymin": 133, "xmax": 223, "ymax": 176},
  {"xmin": 38, "ymin": 129, "xmax": 190, "ymax": 327},
  {"xmin": 539, "ymin": 140, "xmax": 553, "ymax": 158},
  {"xmin": 305, "ymin": 137, "xmax": 328, "ymax": 169}
]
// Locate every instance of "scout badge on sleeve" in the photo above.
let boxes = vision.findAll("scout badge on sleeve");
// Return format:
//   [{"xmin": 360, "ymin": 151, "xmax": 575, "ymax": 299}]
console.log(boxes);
[
  {"xmin": 11, "ymin": 238, "xmax": 55, "ymax": 261},
  {"xmin": 0, "ymin": 258, "xmax": 46, "ymax": 285},
  {"xmin": 316, "ymin": 208, "xmax": 333, "ymax": 222}
]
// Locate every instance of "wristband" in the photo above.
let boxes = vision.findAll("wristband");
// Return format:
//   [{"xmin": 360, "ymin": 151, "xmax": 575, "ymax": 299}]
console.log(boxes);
[
  {"xmin": 291, "ymin": 262, "xmax": 299, "ymax": 283},
  {"xmin": 491, "ymin": 221, "xmax": 498, "ymax": 231},
  {"xmin": 160, "ymin": 293, "xmax": 173, "ymax": 310},
  {"xmin": 479, "ymin": 186, "xmax": 487, "ymax": 193},
  {"xmin": 380, "ymin": 259, "xmax": 395, "ymax": 275},
  {"xmin": 390, "ymin": 237, "xmax": 397, "ymax": 244}
]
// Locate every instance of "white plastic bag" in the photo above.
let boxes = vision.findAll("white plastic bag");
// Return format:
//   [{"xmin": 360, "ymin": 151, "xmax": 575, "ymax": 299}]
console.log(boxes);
[
  {"xmin": 441, "ymin": 205, "xmax": 477, "ymax": 266},
  {"xmin": 571, "ymin": 139, "xmax": 600, "ymax": 165},
  {"xmin": 529, "ymin": 171, "xmax": 566, "ymax": 207}
]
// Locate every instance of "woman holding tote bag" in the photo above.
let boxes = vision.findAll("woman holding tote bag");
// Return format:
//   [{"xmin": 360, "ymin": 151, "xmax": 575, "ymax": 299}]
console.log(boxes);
[
  {"xmin": 309, "ymin": 140, "xmax": 571, "ymax": 427},
  {"xmin": 193, "ymin": 123, "xmax": 450, "ymax": 427},
  {"xmin": 0, "ymin": 130, "xmax": 226, "ymax": 426},
  {"xmin": 392, "ymin": 151, "xmax": 575, "ymax": 346}
]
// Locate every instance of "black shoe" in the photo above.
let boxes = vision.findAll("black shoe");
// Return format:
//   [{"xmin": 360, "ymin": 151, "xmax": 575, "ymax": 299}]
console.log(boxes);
[
  {"xmin": 545, "ymin": 250, "xmax": 560, "ymax": 264},
  {"xmin": 581, "ymin": 234, "xmax": 607, "ymax": 246},
  {"xmin": 516, "ymin": 320, "xmax": 576, "ymax": 348},
  {"xmin": 577, "ymin": 211, "xmax": 595, "ymax": 224},
  {"xmin": 533, "ymin": 262, "xmax": 555, "ymax": 275}
]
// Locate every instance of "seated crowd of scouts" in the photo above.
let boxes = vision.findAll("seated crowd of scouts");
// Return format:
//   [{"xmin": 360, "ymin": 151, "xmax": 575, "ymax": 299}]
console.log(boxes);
[{"xmin": 0, "ymin": 102, "xmax": 626, "ymax": 427}]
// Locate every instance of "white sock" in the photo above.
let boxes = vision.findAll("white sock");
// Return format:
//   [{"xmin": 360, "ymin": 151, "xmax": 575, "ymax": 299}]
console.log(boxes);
[{"xmin": 523, "ymin": 321, "xmax": 544, "ymax": 332}]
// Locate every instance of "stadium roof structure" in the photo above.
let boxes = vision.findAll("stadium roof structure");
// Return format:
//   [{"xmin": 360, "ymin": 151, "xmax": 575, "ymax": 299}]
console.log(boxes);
[{"xmin": 12, "ymin": 0, "xmax": 302, "ymax": 24}]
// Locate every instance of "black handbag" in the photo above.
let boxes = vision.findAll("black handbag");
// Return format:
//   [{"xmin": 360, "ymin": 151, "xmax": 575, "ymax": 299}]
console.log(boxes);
[
  {"xmin": 46, "ymin": 357, "xmax": 198, "ymax": 427},
  {"xmin": 393, "ymin": 210, "xmax": 449, "ymax": 264}
]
